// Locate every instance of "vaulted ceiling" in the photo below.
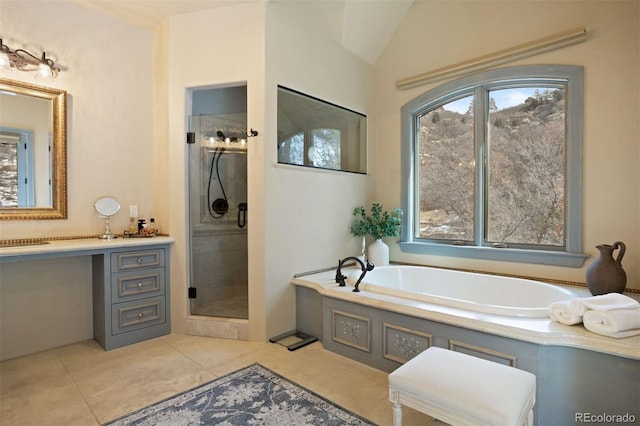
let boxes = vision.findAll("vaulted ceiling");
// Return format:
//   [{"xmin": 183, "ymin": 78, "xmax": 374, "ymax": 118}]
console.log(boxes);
[
  {"xmin": 72, "ymin": 0, "xmax": 414, "ymax": 64},
  {"xmin": 317, "ymin": 0, "xmax": 414, "ymax": 64}
]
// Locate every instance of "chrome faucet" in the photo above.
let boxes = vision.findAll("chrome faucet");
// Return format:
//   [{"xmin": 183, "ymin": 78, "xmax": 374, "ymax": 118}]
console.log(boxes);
[{"xmin": 335, "ymin": 256, "xmax": 374, "ymax": 292}]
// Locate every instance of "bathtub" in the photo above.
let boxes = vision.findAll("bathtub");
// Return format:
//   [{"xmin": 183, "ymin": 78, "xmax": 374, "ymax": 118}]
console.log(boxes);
[{"xmin": 347, "ymin": 265, "xmax": 578, "ymax": 318}]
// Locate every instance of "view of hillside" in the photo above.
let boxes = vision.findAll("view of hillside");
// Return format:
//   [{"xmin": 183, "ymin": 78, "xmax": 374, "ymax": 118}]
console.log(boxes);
[
  {"xmin": 418, "ymin": 88, "xmax": 566, "ymax": 247},
  {"xmin": 0, "ymin": 135, "xmax": 19, "ymax": 207}
]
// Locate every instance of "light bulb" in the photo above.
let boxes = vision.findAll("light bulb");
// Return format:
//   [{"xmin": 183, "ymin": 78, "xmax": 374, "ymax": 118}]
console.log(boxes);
[
  {"xmin": 209, "ymin": 137, "xmax": 215, "ymax": 144},
  {"xmin": 0, "ymin": 52, "xmax": 11, "ymax": 70},
  {"xmin": 240, "ymin": 139, "xmax": 246, "ymax": 145},
  {"xmin": 35, "ymin": 63, "xmax": 54, "ymax": 80},
  {"xmin": 225, "ymin": 137, "xmax": 230, "ymax": 144}
]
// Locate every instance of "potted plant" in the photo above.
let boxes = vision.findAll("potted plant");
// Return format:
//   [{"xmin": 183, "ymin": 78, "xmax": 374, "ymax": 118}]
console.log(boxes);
[{"xmin": 350, "ymin": 203, "xmax": 403, "ymax": 266}]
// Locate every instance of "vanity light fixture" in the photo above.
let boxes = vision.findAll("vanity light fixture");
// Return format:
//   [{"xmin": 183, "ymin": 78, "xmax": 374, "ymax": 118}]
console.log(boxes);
[{"xmin": 0, "ymin": 39, "xmax": 61, "ymax": 80}]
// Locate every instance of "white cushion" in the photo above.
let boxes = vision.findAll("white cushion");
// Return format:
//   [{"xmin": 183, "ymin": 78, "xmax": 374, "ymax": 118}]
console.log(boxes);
[{"xmin": 389, "ymin": 347, "xmax": 536, "ymax": 425}]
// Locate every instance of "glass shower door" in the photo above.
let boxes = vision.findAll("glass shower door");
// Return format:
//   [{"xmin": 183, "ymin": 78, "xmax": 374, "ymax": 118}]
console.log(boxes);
[{"xmin": 188, "ymin": 113, "xmax": 248, "ymax": 319}]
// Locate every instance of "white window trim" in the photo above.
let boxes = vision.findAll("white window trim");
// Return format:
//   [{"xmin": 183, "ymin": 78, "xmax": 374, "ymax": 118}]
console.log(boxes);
[{"xmin": 399, "ymin": 65, "xmax": 588, "ymax": 267}]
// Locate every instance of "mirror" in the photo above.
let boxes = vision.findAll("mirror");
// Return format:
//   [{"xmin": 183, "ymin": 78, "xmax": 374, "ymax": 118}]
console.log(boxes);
[
  {"xmin": 0, "ymin": 78, "xmax": 67, "ymax": 220},
  {"xmin": 277, "ymin": 86, "xmax": 367, "ymax": 174},
  {"xmin": 94, "ymin": 196, "xmax": 120, "ymax": 240}
]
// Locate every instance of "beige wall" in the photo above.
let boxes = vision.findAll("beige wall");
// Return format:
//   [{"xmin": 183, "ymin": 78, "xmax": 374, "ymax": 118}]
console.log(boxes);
[
  {"xmin": 0, "ymin": 0, "xmax": 372, "ymax": 353},
  {"xmin": 0, "ymin": 256, "xmax": 92, "ymax": 360},
  {"xmin": 167, "ymin": 1, "xmax": 374, "ymax": 341},
  {"xmin": 375, "ymin": 1, "xmax": 640, "ymax": 291},
  {"xmin": 0, "ymin": 0, "xmax": 158, "ymax": 358},
  {"xmin": 263, "ymin": 2, "xmax": 374, "ymax": 339},
  {"xmin": 0, "ymin": 0, "xmax": 156, "ymax": 237},
  {"xmin": 166, "ymin": 3, "xmax": 267, "ymax": 339}
]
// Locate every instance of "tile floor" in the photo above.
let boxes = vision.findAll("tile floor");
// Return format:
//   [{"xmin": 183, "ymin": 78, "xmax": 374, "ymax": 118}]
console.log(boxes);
[{"xmin": 0, "ymin": 334, "xmax": 435, "ymax": 426}]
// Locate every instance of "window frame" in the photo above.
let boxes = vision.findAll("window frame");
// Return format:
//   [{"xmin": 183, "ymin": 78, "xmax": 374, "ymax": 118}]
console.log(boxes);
[{"xmin": 400, "ymin": 65, "xmax": 588, "ymax": 267}]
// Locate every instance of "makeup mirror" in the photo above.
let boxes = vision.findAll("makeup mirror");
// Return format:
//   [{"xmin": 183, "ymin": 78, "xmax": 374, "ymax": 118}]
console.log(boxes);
[{"xmin": 94, "ymin": 196, "xmax": 120, "ymax": 240}]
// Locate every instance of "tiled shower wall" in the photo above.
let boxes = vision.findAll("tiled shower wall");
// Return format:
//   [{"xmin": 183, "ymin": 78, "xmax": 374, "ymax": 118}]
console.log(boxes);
[{"xmin": 191, "ymin": 229, "xmax": 248, "ymax": 318}]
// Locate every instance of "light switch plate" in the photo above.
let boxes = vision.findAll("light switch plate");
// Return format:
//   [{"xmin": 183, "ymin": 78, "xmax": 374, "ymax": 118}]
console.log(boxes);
[{"xmin": 129, "ymin": 205, "xmax": 138, "ymax": 217}]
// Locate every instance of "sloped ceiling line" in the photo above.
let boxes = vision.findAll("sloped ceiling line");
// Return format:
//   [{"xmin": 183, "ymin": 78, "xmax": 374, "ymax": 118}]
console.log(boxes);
[{"xmin": 73, "ymin": 0, "xmax": 415, "ymax": 65}]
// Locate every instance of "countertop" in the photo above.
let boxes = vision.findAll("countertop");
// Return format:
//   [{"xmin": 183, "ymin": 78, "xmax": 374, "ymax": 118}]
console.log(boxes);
[{"xmin": 0, "ymin": 236, "xmax": 175, "ymax": 261}]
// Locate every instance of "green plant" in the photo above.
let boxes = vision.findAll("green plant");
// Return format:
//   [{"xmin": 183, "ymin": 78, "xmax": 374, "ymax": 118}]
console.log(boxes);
[{"xmin": 350, "ymin": 203, "xmax": 403, "ymax": 240}]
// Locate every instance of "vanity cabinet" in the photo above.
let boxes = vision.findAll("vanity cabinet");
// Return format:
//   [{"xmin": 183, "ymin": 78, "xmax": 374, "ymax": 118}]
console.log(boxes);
[
  {"xmin": 93, "ymin": 244, "xmax": 171, "ymax": 350},
  {"xmin": 0, "ymin": 237, "xmax": 174, "ymax": 358}
]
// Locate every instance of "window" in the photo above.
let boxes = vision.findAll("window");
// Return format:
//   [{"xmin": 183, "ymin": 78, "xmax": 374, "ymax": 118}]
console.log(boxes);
[
  {"xmin": 0, "ymin": 128, "xmax": 34, "ymax": 207},
  {"xmin": 277, "ymin": 86, "xmax": 366, "ymax": 173},
  {"xmin": 278, "ymin": 128, "xmax": 341, "ymax": 169},
  {"xmin": 400, "ymin": 65, "xmax": 587, "ymax": 267}
]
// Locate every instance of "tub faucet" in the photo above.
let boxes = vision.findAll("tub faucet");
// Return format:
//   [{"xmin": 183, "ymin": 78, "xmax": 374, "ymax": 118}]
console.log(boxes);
[{"xmin": 335, "ymin": 256, "xmax": 374, "ymax": 293}]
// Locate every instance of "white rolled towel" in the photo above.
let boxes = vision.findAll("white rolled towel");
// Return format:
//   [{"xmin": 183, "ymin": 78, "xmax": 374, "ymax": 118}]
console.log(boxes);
[
  {"xmin": 569, "ymin": 293, "xmax": 639, "ymax": 316},
  {"xmin": 548, "ymin": 300, "xmax": 583, "ymax": 325},
  {"xmin": 583, "ymin": 307, "xmax": 640, "ymax": 338}
]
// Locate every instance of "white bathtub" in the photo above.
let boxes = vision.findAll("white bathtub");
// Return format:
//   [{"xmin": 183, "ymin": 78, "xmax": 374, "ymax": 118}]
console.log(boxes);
[{"xmin": 349, "ymin": 265, "xmax": 578, "ymax": 318}]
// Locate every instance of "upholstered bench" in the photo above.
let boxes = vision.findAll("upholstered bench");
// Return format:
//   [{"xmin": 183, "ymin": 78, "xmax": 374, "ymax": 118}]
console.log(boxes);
[{"xmin": 388, "ymin": 347, "xmax": 536, "ymax": 426}]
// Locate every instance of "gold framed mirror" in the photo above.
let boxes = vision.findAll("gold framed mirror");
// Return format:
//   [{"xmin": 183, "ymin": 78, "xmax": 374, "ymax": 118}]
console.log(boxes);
[{"xmin": 0, "ymin": 78, "xmax": 67, "ymax": 220}]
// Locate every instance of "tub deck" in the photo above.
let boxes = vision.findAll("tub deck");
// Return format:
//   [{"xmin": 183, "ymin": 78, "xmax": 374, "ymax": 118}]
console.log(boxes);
[{"xmin": 293, "ymin": 267, "xmax": 639, "ymax": 360}]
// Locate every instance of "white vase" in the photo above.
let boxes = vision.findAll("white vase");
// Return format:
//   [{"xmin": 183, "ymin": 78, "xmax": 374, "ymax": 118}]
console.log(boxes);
[
  {"xmin": 358, "ymin": 236, "xmax": 366, "ymax": 263},
  {"xmin": 368, "ymin": 239, "xmax": 389, "ymax": 266}
]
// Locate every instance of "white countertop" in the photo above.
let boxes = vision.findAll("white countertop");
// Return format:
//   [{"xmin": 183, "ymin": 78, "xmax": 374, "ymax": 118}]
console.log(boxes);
[
  {"xmin": 292, "ymin": 268, "xmax": 640, "ymax": 361},
  {"xmin": 0, "ymin": 236, "xmax": 175, "ymax": 261}
]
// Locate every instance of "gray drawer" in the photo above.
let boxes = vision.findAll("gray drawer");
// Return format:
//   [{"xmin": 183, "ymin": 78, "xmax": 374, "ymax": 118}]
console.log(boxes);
[
  {"xmin": 111, "ymin": 267, "xmax": 165, "ymax": 303},
  {"xmin": 111, "ymin": 249, "xmax": 165, "ymax": 272},
  {"xmin": 111, "ymin": 296, "xmax": 165, "ymax": 335}
]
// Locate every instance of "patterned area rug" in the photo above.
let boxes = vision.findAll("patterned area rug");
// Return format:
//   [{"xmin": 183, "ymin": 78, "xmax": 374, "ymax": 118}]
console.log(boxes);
[{"xmin": 104, "ymin": 363, "xmax": 375, "ymax": 425}]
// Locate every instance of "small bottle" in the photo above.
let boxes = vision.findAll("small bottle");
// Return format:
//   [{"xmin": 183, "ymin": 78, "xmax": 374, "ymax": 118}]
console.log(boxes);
[
  {"xmin": 149, "ymin": 218, "xmax": 158, "ymax": 235},
  {"xmin": 127, "ymin": 217, "xmax": 137, "ymax": 234},
  {"xmin": 137, "ymin": 219, "xmax": 146, "ymax": 233}
]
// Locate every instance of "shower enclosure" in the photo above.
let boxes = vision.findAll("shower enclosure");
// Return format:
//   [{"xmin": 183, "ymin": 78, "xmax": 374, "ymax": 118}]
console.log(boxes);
[{"xmin": 188, "ymin": 86, "xmax": 248, "ymax": 319}]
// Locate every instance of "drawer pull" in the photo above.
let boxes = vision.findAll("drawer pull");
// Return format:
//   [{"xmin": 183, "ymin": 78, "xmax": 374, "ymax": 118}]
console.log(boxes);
[
  {"xmin": 137, "ymin": 282, "xmax": 143, "ymax": 288},
  {"xmin": 137, "ymin": 312, "xmax": 144, "ymax": 318},
  {"xmin": 137, "ymin": 258, "xmax": 144, "ymax": 264}
]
